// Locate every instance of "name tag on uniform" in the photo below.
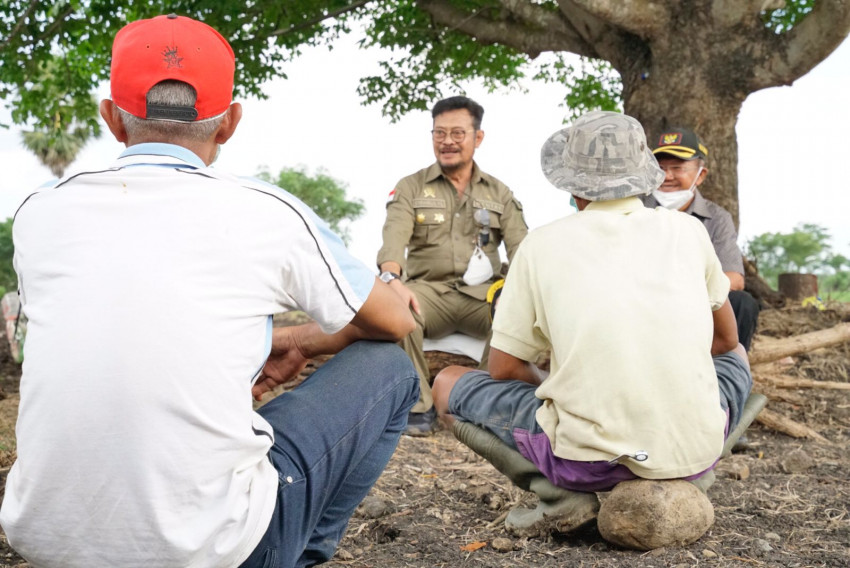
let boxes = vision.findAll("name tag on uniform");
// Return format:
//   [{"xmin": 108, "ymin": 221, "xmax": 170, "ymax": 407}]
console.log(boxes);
[
  {"xmin": 472, "ymin": 199, "xmax": 504, "ymax": 214},
  {"xmin": 413, "ymin": 198, "xmax": 447, "ymax": 208}
]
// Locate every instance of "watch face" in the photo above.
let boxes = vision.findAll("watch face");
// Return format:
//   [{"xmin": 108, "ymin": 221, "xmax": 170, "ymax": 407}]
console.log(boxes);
[{"xmin": 380, "ymin": 271, "xmax": 398, "ymax": 283}]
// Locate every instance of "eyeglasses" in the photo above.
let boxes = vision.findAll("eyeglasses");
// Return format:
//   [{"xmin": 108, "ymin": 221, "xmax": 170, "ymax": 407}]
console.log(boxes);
[
  {"xmin": 659, "ymin": 164, "xmax": 700, "ymax": 176},
  {"xmin": 431, "ymin": 128, "xmax": 474, "ymax": 143}
]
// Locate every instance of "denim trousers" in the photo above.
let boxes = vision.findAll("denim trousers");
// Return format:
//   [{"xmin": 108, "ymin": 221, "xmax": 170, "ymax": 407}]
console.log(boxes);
[{"xmin": 239, "ymin": 341, "xmax": 418, "ymax": 568}]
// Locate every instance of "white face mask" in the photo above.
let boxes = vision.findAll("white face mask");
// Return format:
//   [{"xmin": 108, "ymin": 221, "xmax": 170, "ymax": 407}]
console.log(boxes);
[{"xmin": 652, "ymin": 166, "xmax": 703, "ymax": 210}]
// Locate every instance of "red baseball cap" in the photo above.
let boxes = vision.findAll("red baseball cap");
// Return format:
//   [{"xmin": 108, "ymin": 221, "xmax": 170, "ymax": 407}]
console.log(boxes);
[{"xmin": 110, "ymin": 14, "xmax": 235, "ymax": 122}]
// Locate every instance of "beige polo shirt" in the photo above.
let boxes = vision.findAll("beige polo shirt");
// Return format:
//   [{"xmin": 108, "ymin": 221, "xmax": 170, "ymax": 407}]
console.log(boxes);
[{"xmin": 491, "ymin": 197, "xmax": 730, "ymax": 479}]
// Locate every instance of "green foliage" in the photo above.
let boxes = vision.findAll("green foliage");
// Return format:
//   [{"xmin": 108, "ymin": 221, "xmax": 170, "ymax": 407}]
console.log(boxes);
[
  {"xmin": 1, "ymin": 0, "xmax": 620, "ymax": 132},
  {"xmin": 763, "ymin": 0, "xmax": 815, "ymax": 33},
  {"xmin": 0, "ymin": 218, "xmax": 17, "ymax": 296},
  {"xmin": 0, "ymin": 0, "xmax": 833, "ymax": 156},
  {"xmin": 534, "ymin": 55, "xmax": 622, "ymax": 122},
  {"xmin": 256, "ymin": 166, "xmax": 364, "ymax": 245},
  {"xmin": 745, "ymin": 223, "xmax": 850, "ymax": 299},
  {"xmin": 1, "ymin": 0, "xmax": 361, "ymax": 132},
  {"xmin": 356, "ymin": 0, "xmax": 533, "ymax": 121}
]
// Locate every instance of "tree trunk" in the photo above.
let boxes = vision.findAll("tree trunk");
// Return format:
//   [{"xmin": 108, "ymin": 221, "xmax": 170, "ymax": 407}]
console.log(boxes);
[
  {"xmin": 744, "ymin": 257, "xmax": 786, "ymax": 308},
  {"xmin": 777, "ymin": 273, "xmax": 819, "ymax": 301},
  {"xmin": 617, "ymin": 11, "xmax": 749, "ymax": 229}
]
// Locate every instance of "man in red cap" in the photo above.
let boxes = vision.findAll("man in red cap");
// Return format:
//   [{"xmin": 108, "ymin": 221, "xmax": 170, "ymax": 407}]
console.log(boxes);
[{"xmin": 1, "ymin": 14, "xmax": 417, "ymax": 568}]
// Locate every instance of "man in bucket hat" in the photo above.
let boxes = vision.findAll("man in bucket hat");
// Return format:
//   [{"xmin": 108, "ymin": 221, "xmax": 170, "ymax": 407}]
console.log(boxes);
[
  {"xmin": 1, "ymin": 14, "xmax": 418, "ymax": 568},
  {"xmin": 642, "ymin": 127, "xmax": 760, "ymax": 352},
  {"xmin": 430, "ymin": 111, "xmax": 758, "ymax": 545}
]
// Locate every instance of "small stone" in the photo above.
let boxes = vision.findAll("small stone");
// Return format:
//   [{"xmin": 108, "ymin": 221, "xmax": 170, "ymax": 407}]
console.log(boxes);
[
  {"xmin": 490, "ymin": 537, "xmax": 514, "ymax": 552},
  {"xmin": 752, "ymin": 538, "xmax": 773, "ymax": 556},
  {"xmin": 780, "ymin": 448, "xmax": 814, "ymax": 474},
  {"xmin": 486, "ymin": 494, "xmax": 505, "ymax": 510},
  {"xmin": 358, "ymin": 496, "xmax": 390, "ymax": 519},
  {"xmin": 597, "ymin": 479, "xmax": 714, "ymax": 551},
  {"xmin": 764, "ymin": 532, "xmax": 781, "ymax": 542},
  {"xmin": 336, "ymin": 549, "xmax": 354, "ymax": 561},
  {"xmin": 702, "ymin": 549, "xmax": 717, "ymax": 558},
  {"xmin": 717, "ymin": 457, "xmax": 750, "ymax": 480}
]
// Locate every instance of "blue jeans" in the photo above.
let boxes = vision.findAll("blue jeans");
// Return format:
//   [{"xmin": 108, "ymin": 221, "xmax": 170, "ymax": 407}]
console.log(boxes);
[{"xmin": 239, "ymin": 341, "xmax": 418, "ymax": 568}]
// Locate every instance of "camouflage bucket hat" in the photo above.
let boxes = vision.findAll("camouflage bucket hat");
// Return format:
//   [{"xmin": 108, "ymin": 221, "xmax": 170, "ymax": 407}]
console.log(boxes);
[{"xmin": 540, "ymin": 111, "xmax": 665, "ymax": 201}]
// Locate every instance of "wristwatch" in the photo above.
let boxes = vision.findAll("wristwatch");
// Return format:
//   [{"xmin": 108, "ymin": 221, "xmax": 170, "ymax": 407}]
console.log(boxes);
[{"xmin": 379, "ymin": 271, "xmax": 401, "ymax": 283}]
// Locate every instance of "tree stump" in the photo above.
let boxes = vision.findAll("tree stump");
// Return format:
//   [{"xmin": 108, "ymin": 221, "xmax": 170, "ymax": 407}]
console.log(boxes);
[
  {"xmin": 743, "ymin": 257, "xmax": 785, "ymax": 308},
  {"xmin": 778, "ymin": 273, "xmax": 818, "ymax": 302}
]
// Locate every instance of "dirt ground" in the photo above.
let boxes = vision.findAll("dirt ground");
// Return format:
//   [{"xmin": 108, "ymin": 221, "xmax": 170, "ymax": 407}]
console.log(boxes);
[{"xmin": 0, "ymin": 306, "xmax": 848, "ymax": 567}]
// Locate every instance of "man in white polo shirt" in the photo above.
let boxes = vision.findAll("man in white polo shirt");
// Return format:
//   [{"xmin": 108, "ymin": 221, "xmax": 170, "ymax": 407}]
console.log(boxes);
[
  {"xmin": 1, "ymin": 14, "xmax": 417, "ymax": 568},
  {"xmin": 431, "ymin": 112, "xmax": 754, "ymax": 539}
]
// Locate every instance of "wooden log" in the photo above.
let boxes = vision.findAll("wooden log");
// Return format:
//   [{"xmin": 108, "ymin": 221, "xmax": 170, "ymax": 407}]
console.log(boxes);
[
  {"xmin": 754, "ymin": 373, "xmax": 850, "ymax": 391},
  {"xmin": 755, "ymin": 408, "xmax": 830, "ymax": 443},
  {"xmin": 778, "ymin": 273, "xmax": 818, "ymax": 301},
  {"xmin": 753, "ymin": 385, "xmax": 809, "ymax": 406},
  {"xmin": 749, "ymin": 322, "xmax": 850, "ymax": 365}
]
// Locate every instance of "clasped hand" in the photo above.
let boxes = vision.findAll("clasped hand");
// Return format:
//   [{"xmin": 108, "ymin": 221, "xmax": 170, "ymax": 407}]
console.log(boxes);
[{"xmin": 252, "ymin": 326, "xmax": 310, "ymax": 401}]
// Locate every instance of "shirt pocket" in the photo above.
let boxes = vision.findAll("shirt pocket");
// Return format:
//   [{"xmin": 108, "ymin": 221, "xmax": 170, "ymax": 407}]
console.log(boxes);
[{"xmin": 412, "ymin": 198, "xmax": 448, "ymax": 243}]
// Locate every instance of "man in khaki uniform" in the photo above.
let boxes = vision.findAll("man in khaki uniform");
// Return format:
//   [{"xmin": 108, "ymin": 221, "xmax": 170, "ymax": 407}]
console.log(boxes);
[{"xmin": 377, "ymin": 96, "xmax": 528, "ymax": 435}]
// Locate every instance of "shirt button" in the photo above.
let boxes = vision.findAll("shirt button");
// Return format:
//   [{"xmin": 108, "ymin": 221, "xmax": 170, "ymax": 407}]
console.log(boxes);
[
  {"xmin": 286, "ymin": 476, "xmax": 293, "ymax": 483},
  {"xmin": 455, "ymin": 213, "xmax": 460, "ymax": 218}
]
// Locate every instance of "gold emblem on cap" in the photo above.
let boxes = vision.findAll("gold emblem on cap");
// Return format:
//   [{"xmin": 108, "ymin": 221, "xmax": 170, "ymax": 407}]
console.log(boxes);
[
  {"xmin": 661, "ymin": 133, "xmax": 681, "ymax": 145},
  {"xmin": 434, "ymin": 213, "xmax": 445, "ymax": 223},
  {"xmin": 423, "ymin": 187, "xmax": 436, "ymax": 198},
  {"xmin": 416, "ymin": 213, "xmax": 426, "ymax": 224}
]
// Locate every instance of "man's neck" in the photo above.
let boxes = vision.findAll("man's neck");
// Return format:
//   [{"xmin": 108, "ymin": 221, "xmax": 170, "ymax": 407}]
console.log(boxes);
[{"xmin": 441, "ymin": 165, "xmax": 473, "ymax": 196}]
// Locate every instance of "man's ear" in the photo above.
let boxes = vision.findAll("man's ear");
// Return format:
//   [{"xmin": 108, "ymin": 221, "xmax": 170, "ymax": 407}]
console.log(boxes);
[
  {"xmin": 214, "ymin": 103, "xmax": 242, "ymax": 145},
  {"xmin": 100, "ymin": 100, "xmax": 128, "ymax": 144},
  {"xmin": 695, "ymin": 166, "xmax": 709, "ymax": 186},
  {"xmin": 474, "ymin": 128, "xmax": 484, "ymax": 149}
]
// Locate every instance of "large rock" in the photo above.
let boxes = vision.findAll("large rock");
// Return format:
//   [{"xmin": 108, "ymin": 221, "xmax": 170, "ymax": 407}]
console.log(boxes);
[{"xmin": 597, "ymin": 479, "xmax": 714, "ymax": 550}]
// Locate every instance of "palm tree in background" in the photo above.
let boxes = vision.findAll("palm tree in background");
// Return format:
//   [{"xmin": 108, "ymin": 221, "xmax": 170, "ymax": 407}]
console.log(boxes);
[
  {"xmin": 21, "ymin": 121, "xmax": 92, "ymax": 178},
  {"xmin": 16, "ymin": 58, "xmax": 100, "ymax": 178}
]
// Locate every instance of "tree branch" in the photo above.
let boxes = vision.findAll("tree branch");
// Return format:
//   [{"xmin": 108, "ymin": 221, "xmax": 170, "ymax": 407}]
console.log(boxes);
[
  {"xmin": 418, "ymin": 0, "xmax": 598, "ymax": 58},
  {"xmin": 269, "ymin": 0, "xmax": 374, "ymax": 37},
  {"xmin": 568, "ymin": 0, "xmax": 669, "ymax": 39},
  {"xmin": 750, "ymin": 0, "xmax": 850, "ymax": 90},
  {"xmin": 0, "ymin": 0, "xmax": 40, "ymax": 52},
  {"xmin": 711, "ymin": 0, "xmax": 785, "ymax": 28}
]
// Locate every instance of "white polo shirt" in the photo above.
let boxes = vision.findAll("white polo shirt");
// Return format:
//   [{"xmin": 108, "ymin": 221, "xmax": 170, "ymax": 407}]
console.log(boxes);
[
  {"xmin": 1, "ymin": 144, "xmax": 376, "ymax": 567},
  {"xmin": 492, "ymin": 197, "xmax": 730, "ymax": 480}
]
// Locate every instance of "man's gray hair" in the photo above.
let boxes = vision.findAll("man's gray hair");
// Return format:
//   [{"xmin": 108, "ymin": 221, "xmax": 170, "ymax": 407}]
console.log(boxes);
[{"xmin": 119, "ymin": 81, "xmax": 224, "ymax": 142}]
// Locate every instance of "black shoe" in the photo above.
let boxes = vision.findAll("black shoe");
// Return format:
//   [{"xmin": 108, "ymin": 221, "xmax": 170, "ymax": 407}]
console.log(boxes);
[{"xmin": 405, "ymin": 407, "xmax": 437, "ymax": 437}]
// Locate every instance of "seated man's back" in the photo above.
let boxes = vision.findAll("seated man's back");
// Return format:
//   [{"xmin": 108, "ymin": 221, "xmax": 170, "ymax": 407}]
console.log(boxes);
[
  {"xmin": 500, "ymin": 196, "xmax": 728, "ymax": 478},
  {"xmin": 5, "ymin": 155, "xmax": 365, "ymax": 565}
]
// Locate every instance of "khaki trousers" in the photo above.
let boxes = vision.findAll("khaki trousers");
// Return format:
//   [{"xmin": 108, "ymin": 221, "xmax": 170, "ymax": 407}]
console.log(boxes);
[{"xmin": 401, "ymin": 281, "xmax": 492, "ymax": 413}]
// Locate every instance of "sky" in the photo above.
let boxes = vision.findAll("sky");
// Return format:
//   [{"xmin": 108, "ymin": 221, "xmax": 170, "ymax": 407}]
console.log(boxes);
[{"xmin": 1, "ymin": 34, "xmax": 849, "ymax": 269}]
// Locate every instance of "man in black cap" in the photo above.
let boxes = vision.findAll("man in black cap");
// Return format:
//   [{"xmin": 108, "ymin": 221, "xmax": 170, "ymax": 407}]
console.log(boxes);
[{"xmin": 642, "ymin": 127, "xmax": 760, "ymax": 351}]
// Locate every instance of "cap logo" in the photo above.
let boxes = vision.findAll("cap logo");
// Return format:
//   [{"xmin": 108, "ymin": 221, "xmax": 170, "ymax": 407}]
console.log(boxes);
[
  {"xmin": 659, "ymin": 132, "xmax": 682, "ymax": 146},
  {"xmin": 162, "ymin": 46, "xmax": 184, "ymax": 69}
]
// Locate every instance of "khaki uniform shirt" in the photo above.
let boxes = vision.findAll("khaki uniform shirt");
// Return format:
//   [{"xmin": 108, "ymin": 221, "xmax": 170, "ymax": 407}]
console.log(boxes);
[{"xmin": 377, "ymin": 162, "xmax": 527, "ymax": 300}]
